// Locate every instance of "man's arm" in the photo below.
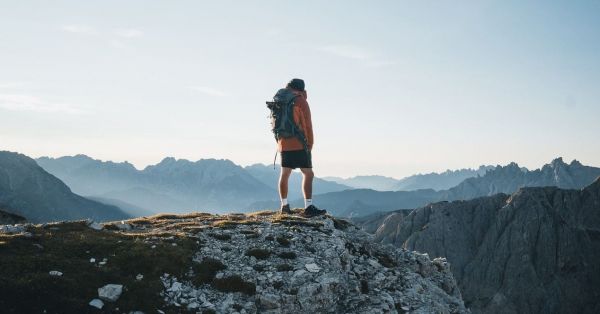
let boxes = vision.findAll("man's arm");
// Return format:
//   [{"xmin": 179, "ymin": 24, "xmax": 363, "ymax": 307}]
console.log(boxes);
[{"xmin": 304, "ymin": 101, "xmax": 314, "ymax": 150}]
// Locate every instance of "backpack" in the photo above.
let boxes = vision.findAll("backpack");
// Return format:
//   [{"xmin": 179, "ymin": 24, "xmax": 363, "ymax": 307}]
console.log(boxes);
[{"xmin": 266, "ymin": 88, "xmax": 308, "ymax": 151}]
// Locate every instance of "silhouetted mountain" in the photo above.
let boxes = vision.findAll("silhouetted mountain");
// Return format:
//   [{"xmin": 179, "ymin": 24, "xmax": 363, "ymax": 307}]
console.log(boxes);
[
  {"xmin": 368, "ymin": 179, "xmax": 600, "ymax": 314},
  {"xmin": 442, "ymin": 158, "xmax": 600, "ymax": 200},
  {"xmin": 0, "ymin": 151, "xmax": 129, "ymax": 223},
  {"xmin": 324, "ymin": 166, "xmax": 494, "ymax": 191},
  {"xmin": 394, "ymin": 166, "xmax": 494, "ymax": 191},
  {"xmin": 36, "ymin": 155, "xmax": 277, "ymax": 214},
  {"xmin": 245, "ymin": 164, "xmax": 351, "ymax": 200},
  {"xmin": 323, "ymin": 175, "xmax": 401, "ymax": 191},
  {"xmin": 310, "ymin": 158, "xmax": 600, "ymax": 217}
]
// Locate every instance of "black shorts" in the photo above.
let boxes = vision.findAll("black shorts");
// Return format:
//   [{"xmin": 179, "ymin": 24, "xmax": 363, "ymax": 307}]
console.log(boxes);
[{"xmin": 281, "ymin": 149, "xmax": 312, "ymax": 169}]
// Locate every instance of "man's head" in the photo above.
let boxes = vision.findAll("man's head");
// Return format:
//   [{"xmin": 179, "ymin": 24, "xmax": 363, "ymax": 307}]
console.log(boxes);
[{"xmin": 286, "ymin": 78, "xmax": 305, "ymax": 91}]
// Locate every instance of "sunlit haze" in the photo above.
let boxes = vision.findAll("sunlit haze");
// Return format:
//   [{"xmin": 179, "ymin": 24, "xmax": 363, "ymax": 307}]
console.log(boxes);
[{"xmin": 1, "ymin": 1, "xmax": 599, "ymax": 178}]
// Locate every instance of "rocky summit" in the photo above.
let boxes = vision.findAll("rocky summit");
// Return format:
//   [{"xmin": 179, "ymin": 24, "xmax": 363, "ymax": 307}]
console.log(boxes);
[{"xmin": 0, "ymin": 210, "xmax": 468, "ymax": 313}]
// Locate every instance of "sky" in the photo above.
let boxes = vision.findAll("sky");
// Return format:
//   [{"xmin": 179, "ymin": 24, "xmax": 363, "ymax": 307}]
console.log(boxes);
[{"xmin": 1, "ymin": 0, "xmax": 599, "ymax": 179}]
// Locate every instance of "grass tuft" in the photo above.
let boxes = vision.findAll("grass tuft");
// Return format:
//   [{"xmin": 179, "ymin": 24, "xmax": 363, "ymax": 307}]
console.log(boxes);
[
  {"xmin": 193, "ymin": 257, "xmax": 226, "ymax": 285},
  {"xmin": 245, "ymin": 248, "xmax": 271, "ymax": 260},
  {"xmin": 209, "ymin": 233, "xmax": 232, "ymax": 241},
  {"xmin": 212, "ymin": 275, "xmax": 256, "ymax": 295},
  {"xmin": 276, "ymin": 264, "xmax": 294, "ymax": 272},
  {"xmin": 277, "ymin": 251, "xmax": 297, "ymax": 259},
  {"xmin": 276, "ymin": 236, "xmax": 291, "ymax": 247}
]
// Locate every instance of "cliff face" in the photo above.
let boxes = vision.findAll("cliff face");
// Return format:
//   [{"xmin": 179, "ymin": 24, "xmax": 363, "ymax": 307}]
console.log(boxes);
[
  {"xmin": 375, "ymin": 179, "xmax": 600, "ymax": 314},
  {"xmin": 0, "ymin": 210, "xmax": 469, "ymax": 313}
]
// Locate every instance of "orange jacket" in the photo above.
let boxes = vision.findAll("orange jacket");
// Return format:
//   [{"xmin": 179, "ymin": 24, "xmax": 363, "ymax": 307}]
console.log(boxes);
[{"xmin": 277, "ymin": 89, "xmax": 314, "ymax": 152}]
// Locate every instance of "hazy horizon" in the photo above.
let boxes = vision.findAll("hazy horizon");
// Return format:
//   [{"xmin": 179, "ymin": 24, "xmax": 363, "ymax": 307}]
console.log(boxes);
[
  {"xmin": 2, "ymin": 1, "xmax": 599, "ymax": 178},
  {"xmin": 28, "ymin": 151, "xmax": 595, "ymax": 181}
]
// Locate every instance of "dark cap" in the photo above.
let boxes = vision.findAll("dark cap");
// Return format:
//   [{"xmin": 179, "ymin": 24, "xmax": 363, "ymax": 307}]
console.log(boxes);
[{"xmin": 286, "ymin": 78, "xmax": 305, "ymax": 91}]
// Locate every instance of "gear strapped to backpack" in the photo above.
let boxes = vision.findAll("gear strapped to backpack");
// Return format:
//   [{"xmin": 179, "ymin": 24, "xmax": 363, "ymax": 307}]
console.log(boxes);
[{"xmin": 266, "ymin": 88, "xmax": 308, "ymax": 167}]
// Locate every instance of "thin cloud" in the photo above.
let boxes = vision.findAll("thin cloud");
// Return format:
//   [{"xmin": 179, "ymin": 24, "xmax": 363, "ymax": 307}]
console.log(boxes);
[
  {"xmin": 318, "ymin": 45, "xmax": 396, "ymax": 68},
  {"xmin": 189, "ymin": 86, "xmax": 227, "ymax": 97},
  {"xmin": 0, "ymin": 93, "xmax": 89, "ymax": 115},
  {"xmin": 61, "ymin": 24, "xmax": 95, "ymax": 34},
  {"xmin": 115, "ymin": 28, "xmax": 144, "ymax": 38}
]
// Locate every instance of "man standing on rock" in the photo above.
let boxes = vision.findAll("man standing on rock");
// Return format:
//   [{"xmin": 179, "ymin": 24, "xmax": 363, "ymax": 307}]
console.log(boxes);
[{"xmin": 269, "ymin": 78, "xmax": 327, "ymax": 217}]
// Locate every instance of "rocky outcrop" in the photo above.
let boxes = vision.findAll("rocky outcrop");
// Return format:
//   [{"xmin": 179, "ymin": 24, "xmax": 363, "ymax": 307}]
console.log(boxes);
[
  {"xmin": 373, "ymin": 179, "xmax": 600, "ymax": 314},
  {"xmin": 159, "ymin": 211, "xmax": 469, "ymax": 313},
  {"xmin": 0, "ymin": 151, "xmax": 130, "ymax": 223},
  {"xmin": 0, "ymin": 210, "xmax": 469, "ymax": 313}
]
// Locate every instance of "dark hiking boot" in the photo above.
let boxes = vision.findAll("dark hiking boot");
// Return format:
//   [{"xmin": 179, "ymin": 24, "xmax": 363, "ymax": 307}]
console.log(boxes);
[
  {"xmin": 280, "ymin": 204, "xmax": 292, "ymax": 214},
  {"xmin": 302, "ymin": 205, "xmax": 327, "ymax": 218}
]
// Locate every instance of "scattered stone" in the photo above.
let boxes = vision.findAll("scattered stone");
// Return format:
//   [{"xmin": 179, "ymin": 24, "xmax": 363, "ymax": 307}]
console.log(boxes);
[
  {"xmin": 0, "ymin": 225, "xmax": 25, "ymax": 234},
  {"xmin": 33, "ymin": 243, "xmax": 44, "ymax": 249},
  {"xmin": 116, "ymin": 222, "xmax": 132, "ymax": 231},
  {"xmin": 88, "ymin": 222, "xmax": 103, "ymax": 230},
  {"xmin": 88, "ymin": 298, "xmax": 104, "ymax": 309},
  {"xmin": 305, "ymin": 263, "xmax": 321, "ymax": 273},
  {"xmin": 258, "ymin": 293, "xmax": 280, "ymax": 310},
  {"xmin": 136, "ymin": 274, "xmax": 144, "ymax": 281},
  {"xmin": 90, "ymin": 258, "xmax": 96, "ymax": 263},
  {"xmin": 98, "ymin": 284, "xmax": 123, "ymax": 302},
  {"xmin": 49, "ymin": 271, "xmax": 63, "ymax": 277}
]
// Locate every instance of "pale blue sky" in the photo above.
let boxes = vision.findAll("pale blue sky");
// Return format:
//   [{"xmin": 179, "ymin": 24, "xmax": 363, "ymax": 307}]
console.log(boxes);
[{"xmin": 1, "ymin": 1, "xmax": 599, "ymax": 178}]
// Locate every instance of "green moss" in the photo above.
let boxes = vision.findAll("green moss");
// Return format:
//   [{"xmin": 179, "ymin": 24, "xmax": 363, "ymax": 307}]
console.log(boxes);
[
  {"xmin": 245, "ymin": 248, "xmax": 271, "ymax": 260},
  {"xmin": 209, "ymin": 233, "xmax": 232, "ymax": 241},
  {"xmin": 277, "ymin": 251, "xmax": 297, "ymax": 259},
  {"xmin": 253, "ymin": 264, "xmax": 267, "ymax": 272},
  {"xmin": 375, "ymin": 252, "xmax": 397, "ymax": 268},
  {"xmin": 276, "ymin": 264, "xmax": 293, "ymax": 272},
  {"xmin": 273, "ymin": 280, "xmax": 284, "ymax": 289},
  {"xmin": 360, "ymin": 279, "xmax": 369, "ymax": 293},
  {"xmin": 212, "ymin": 275, "xmax": 256, "ymax": 295},
  {"xmin": 0, "ymin": 221, "xmax": 196, "ymax": 313},
  {"xmin": 332, "ymin": 217, "xmax": 352, "ymax": 230},
  {"xmin": 276, "ymin": 236, "xmax": 291, "ymax": 247},
  {"xmin": 193, "ymin": 258, "xmax": 226, "ymax": 285}
]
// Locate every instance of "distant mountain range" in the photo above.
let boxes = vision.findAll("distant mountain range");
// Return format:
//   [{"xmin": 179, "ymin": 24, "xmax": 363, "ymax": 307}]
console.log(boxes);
[
  {"xmin": 358, "ymin": 179, "xmax": 600, "ymax": 314},
  {"xmin": 36, "ymin": 155, "xmax": 276, "ymax": 214},
  {"xmin": 324, "ymin": 165, "xmax": 494, "ymax": 191},
  {"xmin": 0, "ymin": 151, "xmax": 129, "ymax": 223},
  {"xmin": 306, "ymin": 158, "xmax": 600, "ymax": 217}
]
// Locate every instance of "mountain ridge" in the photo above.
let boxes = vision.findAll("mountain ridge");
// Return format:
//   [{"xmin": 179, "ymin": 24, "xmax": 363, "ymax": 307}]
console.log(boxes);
[
  {"xmin": 0, "ymin": 151, "xmax": 130, "ymax": 223},
  {"xmin": 308, "ymin": 157, "xmax": 600, "ymax": 217}
]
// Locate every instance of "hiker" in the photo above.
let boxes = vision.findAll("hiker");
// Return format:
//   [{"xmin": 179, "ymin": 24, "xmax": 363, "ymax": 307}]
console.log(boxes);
[{"xmin": 267, "ymin": 78, "xmax": 327, "ymax": 217}]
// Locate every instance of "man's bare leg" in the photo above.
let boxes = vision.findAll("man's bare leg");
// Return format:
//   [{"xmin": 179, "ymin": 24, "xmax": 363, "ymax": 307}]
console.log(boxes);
[
  {"xmin": 279, "ymin": 167, "xmax": 293, "ymax": 204},
  {"xmin": 300, "ymin": 168, "xmax": 314, "ymax": 207}
]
